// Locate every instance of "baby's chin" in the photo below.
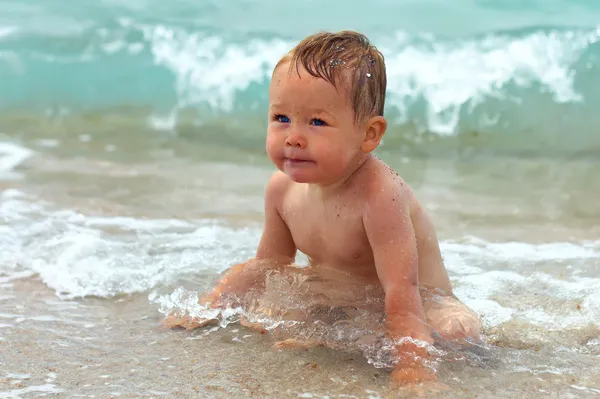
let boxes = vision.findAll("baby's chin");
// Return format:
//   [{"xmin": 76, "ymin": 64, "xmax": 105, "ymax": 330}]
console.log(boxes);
[
  {"xmin": 281, "ymin": 164, "xmax": 352, "ymax": 185},
  {"xmin": 283, "ymin": 170, "xmax": 319, "ymax": 184},
  {"xmin": 278, "ymin": 166, "xmax": 317, "ymax": 184},
  {"xmin": 284, "ymin": 171, "xmax": 347, "ymax": 186}
]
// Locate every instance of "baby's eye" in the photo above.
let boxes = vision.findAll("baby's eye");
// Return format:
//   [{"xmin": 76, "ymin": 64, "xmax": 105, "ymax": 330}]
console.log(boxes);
[
  {"xmin": 311, "ymin": 118, "xmax": 326, "ymax": 126},
  {"xmin": 275, "ymin": 114, "xmax": 290, "ymax": 123}
]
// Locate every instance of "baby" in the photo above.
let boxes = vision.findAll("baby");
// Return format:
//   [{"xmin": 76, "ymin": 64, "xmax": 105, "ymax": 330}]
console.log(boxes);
[{"xmin": 166, "ymin": 30, "xmax": 481, "ymax": 386}]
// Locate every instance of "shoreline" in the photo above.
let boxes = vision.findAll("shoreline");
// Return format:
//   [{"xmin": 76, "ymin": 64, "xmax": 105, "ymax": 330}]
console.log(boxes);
[{"xmin": 2, "ymin": 278, "xmax": 599, "ymax": 398}]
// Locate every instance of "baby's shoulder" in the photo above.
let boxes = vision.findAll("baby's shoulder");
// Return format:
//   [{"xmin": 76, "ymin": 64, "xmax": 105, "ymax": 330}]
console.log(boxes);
[
  {"xmin": 361, "ymin": 158, "xmax": 415, "ymax": 202},
  {"xmin": 264, "ymin": 171, "xmax": 293, "ymax": 205},
  {"xmin": 266, "ymin": 170, "xmax": 291, "ymax": 189}
]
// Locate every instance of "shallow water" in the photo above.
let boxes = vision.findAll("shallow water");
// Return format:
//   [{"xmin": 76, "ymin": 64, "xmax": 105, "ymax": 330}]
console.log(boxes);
[{"xmin": 1, "ymin": 128, "xmax": 599, "ymax": 397}]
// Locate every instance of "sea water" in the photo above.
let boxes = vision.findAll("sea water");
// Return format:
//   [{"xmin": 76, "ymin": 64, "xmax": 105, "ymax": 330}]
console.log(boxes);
[{"xmin": 1, "ymin": 1, "xmax": 599, "ymax": 398}]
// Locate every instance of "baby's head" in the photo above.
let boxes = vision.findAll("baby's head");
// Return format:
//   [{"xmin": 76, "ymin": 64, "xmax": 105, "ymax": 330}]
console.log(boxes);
[
  {"xmin": 267, "ymin": 31, "xmax": 388, "ymax": 184},
  {"xmin": 278, "ymin": 30, "xmax": 387, "ymax": 124}
]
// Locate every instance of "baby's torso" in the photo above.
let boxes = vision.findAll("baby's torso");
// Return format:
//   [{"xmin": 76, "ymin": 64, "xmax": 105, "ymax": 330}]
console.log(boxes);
[
  {"xmin": 277, "ymin": 160, "xmax": 452, "ymax": 293},
  {"xmin": 280, "ymin": 182, "xmax": 377, "ymax": 280}
]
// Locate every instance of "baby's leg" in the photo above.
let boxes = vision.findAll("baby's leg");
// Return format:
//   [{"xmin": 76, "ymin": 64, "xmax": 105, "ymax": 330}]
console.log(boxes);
[{"xmin": 421, "ymin": 290, "xmax": 482, "ymax": 343}]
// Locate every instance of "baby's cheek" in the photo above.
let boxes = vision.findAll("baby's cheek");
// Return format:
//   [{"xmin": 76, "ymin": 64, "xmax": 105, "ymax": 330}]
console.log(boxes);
[
  {"xmin": 323, "ymin": 153, "xmax": 351, "ymax": 176},
  {"xmin": 265, "ymin": 135, "xmax": 281, "ymax": 157}
]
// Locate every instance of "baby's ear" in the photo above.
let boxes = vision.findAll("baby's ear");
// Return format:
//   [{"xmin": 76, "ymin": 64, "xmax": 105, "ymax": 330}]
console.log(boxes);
[{"xmin": 360, "ymin": 116, "xmax": 387, "ymax": 153}]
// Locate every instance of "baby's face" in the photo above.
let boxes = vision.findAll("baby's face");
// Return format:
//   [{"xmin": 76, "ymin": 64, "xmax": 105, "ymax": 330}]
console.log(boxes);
[{"xmin": 266, "ymin": 62, "xmax": 366, "ymax": 185}]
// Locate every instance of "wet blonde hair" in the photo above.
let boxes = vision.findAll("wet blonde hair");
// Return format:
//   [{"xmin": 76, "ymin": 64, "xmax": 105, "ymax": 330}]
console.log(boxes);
[{"xmin": 275, "ymin": 30, "xmax": 387, "ymax": 124}]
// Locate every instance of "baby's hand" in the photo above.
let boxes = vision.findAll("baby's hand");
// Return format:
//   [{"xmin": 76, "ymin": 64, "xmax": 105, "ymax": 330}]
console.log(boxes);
[
  {"xmin": 163, "ymin": 314, "xmax": 217, "ymax": 330},
  {"xmin": 389, "ymin": 339, "xmax": 440, "ymax": 390},
  {"xmin": 388, "ymin": 339, "xmax": 452, "ymax": 398},
  {"xmin": 199, "ymin": 285, "xmax": 226, "ymax": 308},
  {"xmin": 391, "ymin": 361, "xmax": 448, "ymax": 397}
]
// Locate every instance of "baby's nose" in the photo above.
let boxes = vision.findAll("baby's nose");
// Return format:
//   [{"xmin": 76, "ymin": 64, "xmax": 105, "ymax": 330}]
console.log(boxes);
[{"xmin": 285, "ymin": 129, "xmax": 306, "ymax": 148}]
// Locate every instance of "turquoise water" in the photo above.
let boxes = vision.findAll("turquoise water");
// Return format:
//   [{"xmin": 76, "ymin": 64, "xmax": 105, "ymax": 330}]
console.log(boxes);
[{"xmin": 1, "ymin": 0, "xmax": 600, "ymax": 154}]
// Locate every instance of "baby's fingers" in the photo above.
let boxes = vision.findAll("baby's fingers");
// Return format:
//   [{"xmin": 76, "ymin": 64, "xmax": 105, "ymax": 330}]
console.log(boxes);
[{"xmin": 163, "ymin": 315, "xmax": 217, "ymax": 330}]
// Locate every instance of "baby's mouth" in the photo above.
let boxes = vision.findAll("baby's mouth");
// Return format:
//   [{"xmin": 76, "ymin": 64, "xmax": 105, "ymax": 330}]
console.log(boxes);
[{"xmin": 284, "ymin": 157, "xmax": 314, "ymax": 164}]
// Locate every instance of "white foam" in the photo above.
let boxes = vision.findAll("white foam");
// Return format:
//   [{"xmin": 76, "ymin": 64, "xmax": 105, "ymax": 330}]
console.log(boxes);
[
  {"xmin": 120, "ymin": 20, "xmax": 599, "ymax": 135},
  {"xmin": 2, "ymin": 189, "xmax": 599, "ymax": 332},
  {"xmin": 443, "ymin": 236, "xmax": 600, "ymax": 262},
  {"xmin": 148, "ymin": 110, "xmax": 177, "ymax": 131},
  {"xmin": 0, "ymin": 270, "xmax": 36, "ymax": 284},
  {"xmin": 0, "ymin": 384, "xmax": 64, "ymax": 398},
  {"xmin": 383, "ymin": 29, "xmax": 599, "ymax": 133},
  {"xmin": 84, "ymin": 215, "xmax": 194, "ymax": 231},
  {"xmin": 4, "ymin": 373, "xmax": 30, "ymax": 379},
  {"xmin": 442, "ymin": 238, "xmax": 600, "ymax": 329},
  {"xmin": 570, "ymin": 385, "xmax": 600, "ymax": 395},
  {"xmin": 0, "ymin": 26, "xmax": 17, "ymax": 40},
  {"xmin": 142, "ymin": 24, "xmax": 290, "ymax": 111},
  {"xmin": 0, "ymin": 141, "xmax": 34, "ymax": 179},
  {"xmin": 0, "ymin": 190, "xmax": 259, "ymax": 298},
  {"xmin": 33, "ymin": 139, "xmax": 60, "ymax": 148}
]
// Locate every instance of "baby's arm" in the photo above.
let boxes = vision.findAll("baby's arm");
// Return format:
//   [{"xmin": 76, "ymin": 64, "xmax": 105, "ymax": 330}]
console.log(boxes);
[
  {"xmin": 254, "ymin": 171, "xmax": 297, "ymax": 262},
  {"xmin": 363, "ymin": 187, "xmax": 434, "ymax": 384},
  {"xmin": 203, "ymin": 172, "xmax": 296, "ymax": 305}
]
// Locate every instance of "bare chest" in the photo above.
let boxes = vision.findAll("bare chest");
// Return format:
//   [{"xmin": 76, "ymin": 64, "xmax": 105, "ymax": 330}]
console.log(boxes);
[{"xmin": 280, "ymin": 194, "xmax": 373, "ymax": 266}]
